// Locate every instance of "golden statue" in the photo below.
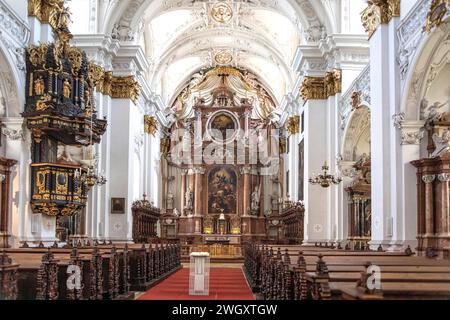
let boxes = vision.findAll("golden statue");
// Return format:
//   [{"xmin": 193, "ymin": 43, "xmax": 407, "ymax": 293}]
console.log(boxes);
[
  {"xmin": 35, "ymin": 76, "xmax": 45, "ymax": 96},
  {"xmin": 63, "ymin": 78, "xmax": 71, "ymax": 98}
]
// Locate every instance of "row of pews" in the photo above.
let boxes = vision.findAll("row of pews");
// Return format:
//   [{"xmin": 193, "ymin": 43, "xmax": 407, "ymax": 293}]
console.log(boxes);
[
  {"xmin": 244, "ymin": 243, "xmax": 450, "ymax": 300},
  {"xmin": 0, "ymin": 243, "xmax": 181, "ymax": 300}
]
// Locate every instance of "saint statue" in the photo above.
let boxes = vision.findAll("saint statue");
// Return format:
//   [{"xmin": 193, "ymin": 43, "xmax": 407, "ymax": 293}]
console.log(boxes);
[
  {"xmin": 427, "ymin": 101, "xmax": 448, "ymax": 122},
  {"xmin": 166, "ymin": 192, "xmax": 174, "ymax": 210},
  {"xmin": 35, "ymin": 76, "xmax": 45, "ymax": 96},
  {"xmin": 185, "ymin": 187, "xmax": 193, "ymax": 209},
  {"xmin": 63, "ymin": 78, "xmax": 71, "ymax": 99},
  {"xmin": 251, "ymin": 186, "xmax": 260, "ymax": 214},
  {"xmin": 271, "ymin": 196, "xmax": 279, "ymax": 210},
  {"xmin": 432, "ymin": 129, "xmax": 450, "ymax": 158}
]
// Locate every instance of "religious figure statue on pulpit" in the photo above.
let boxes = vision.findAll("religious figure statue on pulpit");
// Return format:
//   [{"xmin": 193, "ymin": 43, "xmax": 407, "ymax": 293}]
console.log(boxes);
[{"xmin": 35, "ymin": 76, "xmax": 45, "ymax": 96}]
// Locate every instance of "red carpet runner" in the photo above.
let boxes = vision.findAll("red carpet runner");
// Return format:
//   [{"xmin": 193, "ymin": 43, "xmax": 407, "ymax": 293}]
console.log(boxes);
[{"xmin": 138, "ymin": 267, "xmax": 255, "ymax": 300}]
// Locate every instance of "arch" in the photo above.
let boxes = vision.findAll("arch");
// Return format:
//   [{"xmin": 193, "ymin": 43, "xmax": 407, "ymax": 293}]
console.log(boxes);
[
  {"xmin": 0, "ymin": 43, "xmax": 24, "ymax": 117},
  {"xmin": 401, "ymin": 17, "xmax": 450, "ymax": 121},
  {"xmin": 166, "ymin": 62, "xmax": 282, "ymax": 110},
  {"xmin": 341, "ymin": 105, "xmax": 371, "ymax": 162},
  {"xmin": 102, "ymin": 0, "xmax": 332, "ymax": 41}
]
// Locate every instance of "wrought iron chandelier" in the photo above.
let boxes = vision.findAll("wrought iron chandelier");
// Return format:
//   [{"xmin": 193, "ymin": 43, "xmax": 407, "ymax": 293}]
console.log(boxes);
[{"xmin": 309, "ymin": 162, "xmax": 342, "ymax": 188}]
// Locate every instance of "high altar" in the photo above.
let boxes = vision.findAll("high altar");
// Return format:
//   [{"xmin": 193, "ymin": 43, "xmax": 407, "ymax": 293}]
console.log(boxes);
[{"xmin": 157, "ymin": 67, "xmax": 299, "ymax": 247}]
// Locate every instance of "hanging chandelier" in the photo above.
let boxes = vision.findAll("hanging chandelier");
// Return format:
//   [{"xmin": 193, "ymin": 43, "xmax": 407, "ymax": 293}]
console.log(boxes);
[
  {"xmin": 309, "ymin": 162, "xmax": 342, "ymax": 188},
  {"xmin": 75, "ymin": 158, "xmax": 107, "ymax": 188}
]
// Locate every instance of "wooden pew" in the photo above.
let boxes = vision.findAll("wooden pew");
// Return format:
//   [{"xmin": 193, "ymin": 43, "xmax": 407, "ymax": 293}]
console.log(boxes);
[
  {"xmin": 244, "ymin": 243, "xmax": 450, "ymax": 300},
  {"xmin": 0, "ymin": 242, "xmax": 182, "ymax": 300}
]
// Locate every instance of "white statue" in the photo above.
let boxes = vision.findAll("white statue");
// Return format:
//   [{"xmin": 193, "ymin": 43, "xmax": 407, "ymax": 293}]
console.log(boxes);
[
  {"xmin": 271, "ymin": 196, "xmax": 279, "ymax": 210},
  {"xmin": 185, "ymin": 187, "xmax": 193, "ymax": 209},
  {"xmin": 166, "ymin": 192, "xmax": 174, "ymax": 210},
  {"xmin": 173, "ymin": 208, "xmax": 180, "ymax": 217},
  {"xmin": 427, "ymin": 101, "xmax": 448, "ymax": 122},
  {"xmin": 251, "ymin": 186, "xmax": 260, "ymax": 213},
  {"xmin": 431, "ymin": 129, "xmax": 450, "ymax": 158}
]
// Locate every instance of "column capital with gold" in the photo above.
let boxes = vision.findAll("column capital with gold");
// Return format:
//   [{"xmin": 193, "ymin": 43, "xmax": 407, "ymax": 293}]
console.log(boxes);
[{"xmin": 361, "ymin": 0, "xmax": 401, "ymax": 39}]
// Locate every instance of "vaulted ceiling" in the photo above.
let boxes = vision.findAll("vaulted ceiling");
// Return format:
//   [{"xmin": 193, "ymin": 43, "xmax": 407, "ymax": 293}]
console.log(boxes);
[{"xmin": 101, "ymin": 0, "xmax": 336, "ymax": 106}]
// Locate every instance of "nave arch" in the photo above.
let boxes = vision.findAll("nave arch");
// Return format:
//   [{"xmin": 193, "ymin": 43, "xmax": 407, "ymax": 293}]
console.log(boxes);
[{"xmin": 341, "ymin": 105, "xmax": 371, "ymax": 244}]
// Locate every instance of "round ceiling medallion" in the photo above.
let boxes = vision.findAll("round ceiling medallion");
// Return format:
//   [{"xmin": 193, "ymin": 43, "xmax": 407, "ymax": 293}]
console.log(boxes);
[
  {"xmin": 214, "ymin": 50, "xmax": 233, "ymax": 65},
  {"xmin": 211, "ymin": 2, "xmax": 233, "ymax": 23}
]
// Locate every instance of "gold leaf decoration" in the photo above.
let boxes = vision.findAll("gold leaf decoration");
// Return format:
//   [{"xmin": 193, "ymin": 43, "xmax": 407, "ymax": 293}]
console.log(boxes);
[
  {"xmin": 300, "ymin": 69, "xmax": 342, "ymax": 101},
  {"xmin": 144, "ymin": 115, "xmax": 159, "ymax": 136},
  {"xmin": 361, "ymin": 0, "xmax": 401, "ymax": 39}
]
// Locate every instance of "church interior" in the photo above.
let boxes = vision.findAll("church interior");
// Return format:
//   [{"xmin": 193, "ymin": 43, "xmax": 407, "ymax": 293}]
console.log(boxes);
[{"xmin": 0, "ymin": 0, "xmax": 450, "ymax": 301}]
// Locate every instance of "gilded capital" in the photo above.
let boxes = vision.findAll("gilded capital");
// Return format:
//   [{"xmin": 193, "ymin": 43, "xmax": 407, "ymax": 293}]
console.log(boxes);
[
  {"xmin": 110, "ymin": 76, "xmax": 141, "ymax": 104},
  {"xmin": 300, "ymin": 69, "xmax": 342, "ymax": 101},
  {"xmin": 87, "ymin": 62, "xmax": 141, "ymax": 103},
  {"xmin": 361, "ymin": 0, "xmax": 401, "ymax": 39},
  {"xmin": 300, "ymin": 77, "xmax": 326, "ymax": 101}
]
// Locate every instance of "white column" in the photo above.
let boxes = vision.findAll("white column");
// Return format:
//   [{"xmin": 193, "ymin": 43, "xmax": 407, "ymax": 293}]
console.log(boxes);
[
  {"xmin": 327, "ymin": 94, "xmax": 341, "ymax": 243},
  {"xmin": 399, "ymin": 121, "xmax": 424, "ymax": 249},
  {"xmin": 303, "ymin": 99, "xmax": 330, "ymax": 243},
  {"xmin": 108, "ymin": 99, "xmax": 133, "ymax": 241},
  {"xmin": 2, "ymin": 117, "xmax": 56, "ymax": 244},
  {"xmin": 370, "ymin": 25, "xmax": 395, "ymax": 248}
]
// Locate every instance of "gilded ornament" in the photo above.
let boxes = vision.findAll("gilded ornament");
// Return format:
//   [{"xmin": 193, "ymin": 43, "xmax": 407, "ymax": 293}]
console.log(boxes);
[
  {"xmin": 351, "ymin": 91, "xmax": 362, "ymax": 111},
  {"xmin": 28, "ymin": 0, "xmax": 64, "ymax": 25},
  {"xmin": 160, "ymin": 138, "xmax": 171, "ymax": 156},
  {"xmin": 300, "ymin": 69, "xmax": 342, "ymax": 101},
  {"xmin": 144, "ymin": 115, "xmax": 159, "ymax": 136},
  {"xmin": 361, "ymin": 0, "xmax": 401, "ymax": 38},
  {"xmin": 36, "ymin": 94, "xmax": 52, "ymax": 111},
  {"xmin": 286, "ymin": 116, "xmax": 300, "ymax": 136},
  {"xmin": 301, "ymin": 77, "xmax": 326, "ymax": 100},
  {"xmin": 34, "ymin": 76, "xmax": 45, "ymax": 96},
  {"xmin": 67, "ymin": 48, "xmax": 82, "ymax": 76},
  {"xmin": 214, "ymin": 50, "xmax": 233, "ymax": 65},
  {"xmin": 424, "ymin": 0, "xmax": 449, "ymax": 33},
  {"xmin": 28, "ymin": 44, "xmax": 48, "ymax": 67},
  {"xmin": 210, "ymin": 2, "xmax": 233, "ymax": 23},
  {"xmin": 63, "ymin": 78, "xmax": 71, "ymax": 98},
  {"xmin": 110, "ymin": 76, "xmax": 141, "ymax": 103}
]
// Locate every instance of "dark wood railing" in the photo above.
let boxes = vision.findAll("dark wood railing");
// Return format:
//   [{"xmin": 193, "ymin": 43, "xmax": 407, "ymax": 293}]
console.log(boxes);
[{"xmin": 0, "ymin": 243, "xmax": 181, "ymax": 300}]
